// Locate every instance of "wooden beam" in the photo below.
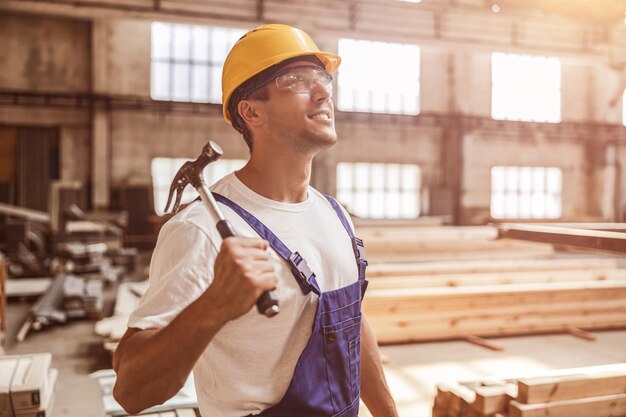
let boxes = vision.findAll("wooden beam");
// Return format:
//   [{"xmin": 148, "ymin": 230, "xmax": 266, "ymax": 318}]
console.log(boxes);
[
  {"xmin": 473, "ymin": 383, "xmax": 517, "ymax": 414},
  {"xmin": 367, "ymin": 268, "xmax": 626, "ymax": 290},
  {"xmin": 464, "ymin": 335, "xmax": 505, "ymax": 351},
  {"xmin": 517, "ymin": 371, "xmax": 626, "ymax": 404},
  {"xmin": 366, "ymin": 258, "xmax": 618, "ymax": 278},
  {"xmin": 509, "ymin": 393, "xmax": 626, "ymax": 417},
  {"xmin": 498, "ymin": 223, "xmax": 626, "ymax": 253}
]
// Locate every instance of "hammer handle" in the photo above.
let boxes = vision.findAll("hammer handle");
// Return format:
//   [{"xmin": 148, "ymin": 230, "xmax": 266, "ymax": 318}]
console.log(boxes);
[{"xmin": 216, "ymin": 219, "xmax": 280, "ymax": 318}]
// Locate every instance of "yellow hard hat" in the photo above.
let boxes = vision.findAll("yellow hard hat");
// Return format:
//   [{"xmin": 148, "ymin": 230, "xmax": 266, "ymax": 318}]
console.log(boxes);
[{"xmin": 221, "ymin": 24, "xmax": 341, "ymax": 125}]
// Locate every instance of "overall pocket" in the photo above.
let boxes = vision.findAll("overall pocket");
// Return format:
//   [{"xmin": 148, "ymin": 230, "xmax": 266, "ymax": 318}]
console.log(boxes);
[
  {"xmin": 323, "ymin": 314, "xmax": 362, "ymax": 413},
  {"xmin": 349, "ymin": 336, "xmax": 361, "ymax": 399}
]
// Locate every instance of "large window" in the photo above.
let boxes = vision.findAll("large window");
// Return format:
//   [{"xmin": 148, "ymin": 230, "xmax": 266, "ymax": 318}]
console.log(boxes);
[
  {"xmin": 490, "ymin": 166, "xmax": 562, "ymax": 219},
  {"xmin": 491, "ymin": 53, "xmax": 561, "ymax": 123},
  {"xmin": 336, "ymin": 162, "xmax": 420, "ymax": 219},
  {"xmin": 337, "ymin": 39, "xmax": 420, "ymax": 115},
  {"xmin": 151, "ymin": 158, "xmax": 246, "ymax": 215},
  {"xmin": 151, "ymin": 22, "xmax": 245, "ymax": 102}
]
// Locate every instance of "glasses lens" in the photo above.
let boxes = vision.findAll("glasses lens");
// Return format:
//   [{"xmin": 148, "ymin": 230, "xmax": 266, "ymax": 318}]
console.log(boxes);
[{"xmin": 275, "ymin": 67, "xmax": 332, "ymax": 94}]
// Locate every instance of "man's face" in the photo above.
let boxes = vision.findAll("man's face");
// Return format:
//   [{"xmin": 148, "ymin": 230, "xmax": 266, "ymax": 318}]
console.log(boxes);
[{"xmin": 260, "ymin": 60, "xmax": 337, "ymax": 153}]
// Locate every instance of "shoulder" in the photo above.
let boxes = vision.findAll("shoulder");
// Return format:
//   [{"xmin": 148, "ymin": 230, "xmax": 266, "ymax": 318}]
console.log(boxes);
[
  {"xmin": 308, "ymin": 187, "xmax": 356, "ymax": 232},
  {"xmin": 158, "ymin": 202, "xmax": 220, "ymax": 251}
]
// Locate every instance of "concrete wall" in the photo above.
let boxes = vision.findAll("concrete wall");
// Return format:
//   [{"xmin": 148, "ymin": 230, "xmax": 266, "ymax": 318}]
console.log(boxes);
[
  {"xmin": 0, "ymin": 13, "xmax": 90, "ymax": 92},
  {"xmin": 0, "ymin": 2, "xmax": 625, "ymax": 222}
]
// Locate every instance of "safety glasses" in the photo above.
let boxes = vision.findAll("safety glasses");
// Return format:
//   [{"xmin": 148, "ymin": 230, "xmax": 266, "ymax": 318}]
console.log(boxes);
[{"xmin": 273, "ymin": 65, "xmax": 334, "ymax": 95}]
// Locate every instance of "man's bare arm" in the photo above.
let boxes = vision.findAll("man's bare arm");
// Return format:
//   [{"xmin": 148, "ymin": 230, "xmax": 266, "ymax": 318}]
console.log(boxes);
[
  {"xmin": 112, "ymin": 237, "xmax": 277, "ymax": 415},
  {"xmin": 359, "ymin": 315, "xmax": 398, "ymax": 417}
]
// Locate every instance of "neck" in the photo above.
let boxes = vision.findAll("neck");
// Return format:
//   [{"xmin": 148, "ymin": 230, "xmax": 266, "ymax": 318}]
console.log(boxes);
[{"xmin": 235, "ymin": 148, "xmax": 314, "ymax": 203}]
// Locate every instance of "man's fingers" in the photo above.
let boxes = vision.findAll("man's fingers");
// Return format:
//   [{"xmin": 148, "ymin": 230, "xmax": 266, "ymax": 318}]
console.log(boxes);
[
  {"xmin": 227, "ymin": 237, "xmax": 269, "ymax": 250},
  {"xmin": 248, "ymin": 260, "xmax": 275, "ymax": 274},
  {"xmin": 255, "ymin": 272, "xmax": 279, "ymax": 291}
]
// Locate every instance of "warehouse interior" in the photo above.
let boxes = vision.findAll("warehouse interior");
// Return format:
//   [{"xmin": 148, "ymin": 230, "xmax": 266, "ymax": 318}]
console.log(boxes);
[{"xmin": 1, "ymin": 0, "xmax": 626, "ymax": 416}]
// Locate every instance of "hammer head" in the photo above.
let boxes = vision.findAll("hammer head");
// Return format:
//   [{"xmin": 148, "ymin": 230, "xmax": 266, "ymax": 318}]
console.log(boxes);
[{"xmin": 164, "ymin": 140, "xmax": 224, "ymax": 215}]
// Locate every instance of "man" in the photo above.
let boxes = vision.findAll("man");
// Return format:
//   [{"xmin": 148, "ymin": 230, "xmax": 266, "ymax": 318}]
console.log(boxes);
[{"xmin": 113, "ymin": 24, "xmax": 398, "ymax": 417}]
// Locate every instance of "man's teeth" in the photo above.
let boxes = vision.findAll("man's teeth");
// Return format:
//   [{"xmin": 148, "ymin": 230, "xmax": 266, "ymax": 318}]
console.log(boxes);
[{"xmin": 310, "ymin": 114, "xmax": 330, "ymax": 120}]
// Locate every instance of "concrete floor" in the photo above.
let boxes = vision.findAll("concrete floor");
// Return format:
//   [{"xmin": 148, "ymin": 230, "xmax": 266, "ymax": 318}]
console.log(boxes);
[{"xmin": 4, "ymin": 300, "xmax": 626, "ymax": 417}]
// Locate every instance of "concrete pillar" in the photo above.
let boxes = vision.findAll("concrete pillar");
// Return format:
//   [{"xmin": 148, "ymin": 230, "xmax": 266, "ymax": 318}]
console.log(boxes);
[{"xmin": 92, "ymin": 20, "xmax": 111, "ymax": 209}]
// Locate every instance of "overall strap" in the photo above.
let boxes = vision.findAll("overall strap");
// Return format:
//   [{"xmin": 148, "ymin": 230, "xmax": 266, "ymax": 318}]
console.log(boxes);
[
  {"xmin": 211, "ymin": 193, "xmax": 321, "ymax": 296},
  {"xmin": 323, "ymin": 195, "xmax": 368, "ymax": 282}
]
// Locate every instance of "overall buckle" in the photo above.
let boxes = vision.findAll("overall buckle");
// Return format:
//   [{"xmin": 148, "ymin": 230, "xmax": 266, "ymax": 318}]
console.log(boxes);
[
  {"xmin": 289, "ymin": 252, "xmax": 316, "ymax": 295},
  {"xmin": 351, "ymin": 237, "xmax": 368, "ymax": 265}
]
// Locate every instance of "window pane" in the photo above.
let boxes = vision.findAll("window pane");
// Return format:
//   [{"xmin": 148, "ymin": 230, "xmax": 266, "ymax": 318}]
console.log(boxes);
[
  {"xmin": 492, "ymin": 52, "xmax": 561, "ymax": 123},
  {"xmin": 151, "ymin": 62, "xmax": 170, "ymax": 100},
  {"xmin": 209, "ymin": 66, "xmax": 223, "ymax": 104},
  {"xmin": 337, "ymin": 163, "xmax": 353, "ymax": 191},
  {"xmin": 401, "ymin": 166, "xmax": 418, "ymax": 190},
  {"xmin": 400, "ymin": 192, "xmax": 418, "ymax": 218},
  {"xmin": 335, "ymin": 162, "xmax": 420, "ymax": 219},
  {"xmin": 491, "ymin": 166, "xmax": 561, "ymax": 219},
  {"xmin": 192, "ymin": 65, "xmax": 209, "ymax": 102},
  {"xmin": 172, "ymin": 64, "xmax": 190, "ymax": 101},
  {"xmin": 173, "ymin": 25, "xmax": 191, "ymax": 61},
  {"xmin": 370, "ymin": 191, "xmax": 385, "ymax": 218},
  {"xmin": 193, "ymin": 26, "xmax": 210, "ymax": 62},
  {"xmin": 491, "ymin": 193, "xmax": 504, "ymax": 218},
  {"xmin": 532, "ymin": 168, "xmax": 545, "ymax": 192},
  {"xmin": 505, "ymin": 167, "xmax": 518, "ymax": 192},
  {"xmin": 152, "ymin": 22, "xmax": 171, "ymax": 60},
  {"xmin": 354, "ymin": 163, "xmax": 369, "ymax": 191},
  {"xmin": 491, "ymin": 166, "xmax": 505, "ymax": 192},
  {"xmin": 338, "ymin": 38, "xmax": 420, "ymax": 115},
  {"xmin": 370, "ymin": 164, "xmax": 385, "ymax": 190}
]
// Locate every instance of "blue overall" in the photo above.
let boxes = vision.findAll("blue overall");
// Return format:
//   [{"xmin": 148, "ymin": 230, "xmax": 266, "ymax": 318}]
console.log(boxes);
[{"xmin": 211, "ymin": 193, "xmax": 369, "ymax": 417}]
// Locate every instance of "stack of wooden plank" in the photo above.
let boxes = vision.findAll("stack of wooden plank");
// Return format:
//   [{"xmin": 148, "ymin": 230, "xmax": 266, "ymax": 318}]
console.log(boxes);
[
  {"xmin": 363, "ymin": 257, "xmax": 626, "ymax": 344},
  {"xmin": 358, "ymin": 226, "xmax": 554, "ymax": 263},
  {"xmin": 432, "ymin": 363, "xmax": 626, "ymax": 417},
  {"xmin": 0, "ymin": 353, "xmax": 59, "ymax": 417}
]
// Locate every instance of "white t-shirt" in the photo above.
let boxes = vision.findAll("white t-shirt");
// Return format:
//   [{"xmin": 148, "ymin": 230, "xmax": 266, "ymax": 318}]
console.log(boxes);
[{"xmin": 128, "ymin": 172, "xmax": 359, "ymax": 417}]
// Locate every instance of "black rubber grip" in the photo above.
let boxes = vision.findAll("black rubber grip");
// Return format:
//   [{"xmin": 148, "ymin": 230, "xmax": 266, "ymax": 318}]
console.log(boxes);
[
  {"xmin": 216, "ymin": 219, "xmax": 236, "ymax": 239},
  {"xmin": 216, "ymin": 219, "xmax": 280, "ymax": 317}
]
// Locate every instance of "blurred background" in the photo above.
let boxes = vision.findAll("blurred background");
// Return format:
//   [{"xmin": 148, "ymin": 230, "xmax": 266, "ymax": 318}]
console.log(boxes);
[{"xmin": 0, "ymin": 1, "xmax": 625, "ymax": 416}]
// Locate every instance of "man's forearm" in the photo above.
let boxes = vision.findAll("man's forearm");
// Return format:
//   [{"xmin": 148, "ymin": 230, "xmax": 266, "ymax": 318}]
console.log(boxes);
[
  {"xmin": 112, "ymin": 291, "xmax": 226, "ymax": 415},
  {"xmin": 360, "ymin": 315, "xmax": 398, "ymax": 417}
]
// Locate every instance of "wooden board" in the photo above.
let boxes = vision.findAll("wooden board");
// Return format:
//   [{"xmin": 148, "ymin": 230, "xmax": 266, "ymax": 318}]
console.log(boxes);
[
  {"xmin": 366, "ymin": 268, "xmax": 626, "ymax": 290},
  {"xmin": 367, "ymin": 242, "xmax": 554, "ymax": 263},
  {"xmin": 357, "ymin": 226, "xmax": 498, "ymax": 241},
  {"xmin": 366, "ymin": 258, "xmax": 618, "ymax": 278},
  {"xmin": 509, "ymin": 393, "xmax": 626, "ymax": 417},
  {"xmin": 518, "ymin": 371, "xmax": 626, "ymax": 404}
]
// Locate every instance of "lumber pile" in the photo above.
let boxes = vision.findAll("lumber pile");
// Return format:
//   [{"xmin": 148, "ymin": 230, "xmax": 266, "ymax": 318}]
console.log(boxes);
[
  {"xmin": 357, "ymin": 226, "xmax": 554, "ymax": 263},
  {"xmin": 432, "ymin": 363, "xmax": 626, "ymax": 417},
  {"xmin": 95, "ymin": 281, "xmax": 148, "ymax": 353},
  {"xmin": 363, "ymin": 258, "xmax": 626, "ymax": 344},
  {"xmin": 0, "ymin": 353, "xmax": 59, "ymax": 417}
]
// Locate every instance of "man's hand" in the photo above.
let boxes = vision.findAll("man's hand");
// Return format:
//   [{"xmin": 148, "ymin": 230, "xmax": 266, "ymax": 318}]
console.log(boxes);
[{"xmin": 205, "ymin": 237, "xmax": 278, "ymax": 323}]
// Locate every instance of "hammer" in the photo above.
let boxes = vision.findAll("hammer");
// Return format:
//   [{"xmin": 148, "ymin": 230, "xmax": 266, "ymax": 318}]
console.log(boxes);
[{"xmin": 164, "ymin": 141, "xmax": 280, "ymax": 317}]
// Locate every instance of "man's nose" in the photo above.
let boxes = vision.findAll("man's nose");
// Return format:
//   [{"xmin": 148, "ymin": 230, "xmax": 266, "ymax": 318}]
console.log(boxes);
[{"xmin": 310, "ymin": 79, "xmax": 333, "ymax": 102}]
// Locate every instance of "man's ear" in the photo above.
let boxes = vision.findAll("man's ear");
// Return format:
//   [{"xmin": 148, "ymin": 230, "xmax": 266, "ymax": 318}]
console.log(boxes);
[{"xmin": 237, "ymin": 100, "xmax": 264, "ymax": 127}]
